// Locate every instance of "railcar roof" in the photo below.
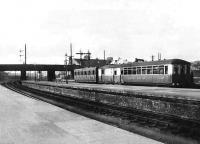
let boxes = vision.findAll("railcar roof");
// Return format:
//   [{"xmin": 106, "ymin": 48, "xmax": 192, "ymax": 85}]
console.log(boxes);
[{"xmin": 99, "ymin": 59, "xmax": 190, "ymax": 69}]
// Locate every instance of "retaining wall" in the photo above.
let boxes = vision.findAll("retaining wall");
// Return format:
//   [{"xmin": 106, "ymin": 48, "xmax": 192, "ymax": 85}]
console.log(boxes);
[{"xmin": 22, "ymin": 81, "xmax": 200, "ymax": 121}]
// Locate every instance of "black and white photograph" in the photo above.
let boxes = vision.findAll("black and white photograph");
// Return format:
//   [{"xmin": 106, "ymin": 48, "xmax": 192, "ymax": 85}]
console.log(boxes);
[{"xmin": 0, "ymin": 0, "xmax": 200, "ymax": 144}]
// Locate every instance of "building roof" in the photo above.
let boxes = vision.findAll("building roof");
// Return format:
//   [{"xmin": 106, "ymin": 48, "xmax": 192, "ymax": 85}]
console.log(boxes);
[{"xmin": 72, "ymin": 58, "xmax": 108, "ymax": 67}]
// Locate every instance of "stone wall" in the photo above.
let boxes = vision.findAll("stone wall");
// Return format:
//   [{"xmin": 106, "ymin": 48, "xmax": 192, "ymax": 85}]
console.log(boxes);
[{"xmin": 22, "ymin": 81, "xmax": 200, "ymax": 121}]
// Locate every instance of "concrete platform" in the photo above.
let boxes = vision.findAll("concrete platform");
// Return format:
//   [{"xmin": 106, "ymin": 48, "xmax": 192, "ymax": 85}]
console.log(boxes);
[
  {"xmin": 27, "ymin": 80, "xmax": 200, "ymax": 101},
  {"xmin": 0, "ymin": 85, "xmax": 162, "ymax": 144}
]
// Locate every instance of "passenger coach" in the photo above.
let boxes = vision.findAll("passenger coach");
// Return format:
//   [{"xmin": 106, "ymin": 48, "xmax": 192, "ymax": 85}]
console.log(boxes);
[
  {"xmin": 74, "ymin": 67, "xmax": 98, "ymax": 83},
  {"xmin": 74, "ymin": 59, "xmax": 193, "ymax": 87}
]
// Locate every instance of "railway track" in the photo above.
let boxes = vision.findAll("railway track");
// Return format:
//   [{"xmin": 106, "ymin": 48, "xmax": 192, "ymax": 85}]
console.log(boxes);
[{"xmin": 2, "ymin": 81, "xmax": 200, "ymax": 144}]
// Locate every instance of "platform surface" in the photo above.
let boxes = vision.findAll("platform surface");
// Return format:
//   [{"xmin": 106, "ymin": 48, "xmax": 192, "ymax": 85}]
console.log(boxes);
[
  {"xmin": 28, "ymin": 80, "xmax": 200, "ymax": 101},
  {"xmin": 0, "ymin": 85, "xmax": 162, "ymax": 144}
]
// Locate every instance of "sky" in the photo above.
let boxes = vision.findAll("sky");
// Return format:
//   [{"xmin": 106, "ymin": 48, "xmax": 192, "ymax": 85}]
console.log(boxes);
[{"xmin": 0, "ymin": 0, "xmax": 200, "ymax": 64}]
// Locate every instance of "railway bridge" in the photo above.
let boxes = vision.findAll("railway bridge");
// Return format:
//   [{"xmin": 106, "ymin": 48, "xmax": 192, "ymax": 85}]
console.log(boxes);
[{"xmin": 0, "ymin": 64, "xmax": 81, "ymax": 81}]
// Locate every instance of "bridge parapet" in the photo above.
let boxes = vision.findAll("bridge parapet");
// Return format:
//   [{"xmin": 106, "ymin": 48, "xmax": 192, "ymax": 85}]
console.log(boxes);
[{"xmin": 0, "ymin": 64, "xmax": 81, "ymax": 81}]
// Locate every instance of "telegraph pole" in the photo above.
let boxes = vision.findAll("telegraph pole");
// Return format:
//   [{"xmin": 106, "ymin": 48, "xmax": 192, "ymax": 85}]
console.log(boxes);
[
  {"xmin": 19, "ymin": 49, "xmax": 24, "ymax": 64},
  {"xmin": 151, "ymin": 55, "xmax": 155, "ymax": 61},
  {"xmin": 25, "ymin": 43, "xmax": 27, "ymax": 64},
  {"xmin": 70, "ymin": 43, "xmax": 73, "ymax": 65},
  {"xmin": 104, "ymin": 50, "xmax": 105, "ymax": 60},
  {"xmin": 19, "ymin": 43, "xmax": 27, "ymax": 64}
]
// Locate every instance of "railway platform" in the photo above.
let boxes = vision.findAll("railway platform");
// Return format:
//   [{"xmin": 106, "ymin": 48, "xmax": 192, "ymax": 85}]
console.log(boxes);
[
  {"xmin": 33, "ymin": 80, "xmax": 200, "ymax": 100},
  {"xmin": 0, "ymin": 85, "xmax": 162, "ymax": 144}
]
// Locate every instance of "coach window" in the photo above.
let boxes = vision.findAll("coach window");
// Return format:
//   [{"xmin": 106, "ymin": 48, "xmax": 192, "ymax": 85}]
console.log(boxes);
[
  {"xmin": 84, "ymin": 71, "xmax": 87, "ymax": 75},
  {"xmin": 147, "ymin": 66, "xmax": 152, "ymax": 74},
  {"xmin": 142, "ymin": 66, "xmax": 147, "ymax": 74},
  {"xmin": 88, "ymin": 71, "xmax": 91, "ymax": 75},
  {"xmin": 114, "ymin": 70, "xmax": 117, "ymax": 75},
  {"xmin": 132, "ymin": 67, "xmax": 136, "ymax": 74},
  {"xmin": 124, "ymin": 68, "xmax": 128, "ymax": 75},
  {"xmin": 136, "ymin": 67, "xmax": 141, "ymax": 74},
  {"xmin": 93, "ymin": 70, "xmax": 95, "ymax": 75},
  {"xmin": 165, "ymin": 66, "xmax": 168, "ymax": 74},
  {"xmin": 101, "ymin": 69, "xmax": 104, "ymax": 75},
  {"xmin": 128, "ymin": 67, "xmax": 132, "ymax": 74}
]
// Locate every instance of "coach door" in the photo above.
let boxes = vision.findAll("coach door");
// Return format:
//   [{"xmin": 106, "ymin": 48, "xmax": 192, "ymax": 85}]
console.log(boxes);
[{"xmin": 113, "ymin": 68, "xmax": 121, "ymax": 84}]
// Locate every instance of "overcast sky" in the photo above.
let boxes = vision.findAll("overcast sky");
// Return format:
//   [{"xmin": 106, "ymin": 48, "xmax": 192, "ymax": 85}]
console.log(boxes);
[{"xmin": 0, "ymin": 0, "xmax": 200, "ymax": 64}]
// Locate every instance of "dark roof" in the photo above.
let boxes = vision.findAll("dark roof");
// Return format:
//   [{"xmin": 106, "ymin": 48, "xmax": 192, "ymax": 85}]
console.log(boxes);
[
  {"xmin": 74, "ymin": 58, "xmax": 107, "ymax": 67},
  {"xmin": 100, "ymin": 59, "xmax": 190, "ymax": 69}
]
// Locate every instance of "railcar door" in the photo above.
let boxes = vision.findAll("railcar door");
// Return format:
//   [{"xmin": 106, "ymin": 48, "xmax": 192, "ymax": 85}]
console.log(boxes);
[{"xmin": 172, "ymin": 64, "xmax": 186, "ymax": 87}]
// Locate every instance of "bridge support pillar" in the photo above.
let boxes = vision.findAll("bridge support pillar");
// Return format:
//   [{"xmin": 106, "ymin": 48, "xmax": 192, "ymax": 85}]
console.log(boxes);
[
  {"xmin": 21, "ymin": 70, "xmax": 26, "ymax": 80},
  {"xmin": 47, "ymin": 70, "xmax": 55, "ymax": 81}
]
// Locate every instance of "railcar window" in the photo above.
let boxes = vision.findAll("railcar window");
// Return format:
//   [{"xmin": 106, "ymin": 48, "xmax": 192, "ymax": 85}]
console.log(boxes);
[
  {"xmin": 187, "ymin": 65, "xmax": 190, "ymax": 74},
  {"xmin": 137, "ymin": 67, "xmax": 141, "ymax": 74},
  {"xmin": 84, "ymin": 71, "xmax": 87, "ymax": 75},
  {"xmin": 178, "ymin": 65, "xmax": 181, "ymax": 74},
  {"xmin": 114, "ymin": 70, "xmax": 117, "ymax": 75},
  {"xmin": 93, "ymin": 70, "xmax": 95, "ymax": 75},
  {"xmin": 165, "ymin": 66, "xmax": 168, "ymax": 74},
  {"xmin": 153, "ymin": 66, "xmax": 159, "ymax": 74},
  {"xmin": 181, "ymin": 65, "xmax": 184, "ymax": 75},
  {"xmin": 184, "ymin": 65, "xmax": 187, "ymax": 74},
  {"xmin": 159, "ymin": 65, "xmax": 164, "ymax": 74},
  {"xmin": 101, "ymin": 69, "xmax": 104, "ymax": 75},
  {"xmin": 173, "ymin": 65, "xmax": 178, "ymax": 74},
  {"xmin": 142, "ymin": 67, "xmax": 147, "ymax": 74},
  {"xmin": 88, "ymin": 71, "xmax": 91, "ymax": 75}
]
